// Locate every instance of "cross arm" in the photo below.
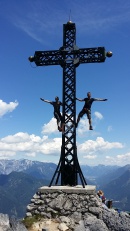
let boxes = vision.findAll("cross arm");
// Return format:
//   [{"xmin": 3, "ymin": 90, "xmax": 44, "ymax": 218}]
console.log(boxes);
[
  {"xmin": 29, "ymin": 50, "xmax": 63, "ymax": 66},
  {"xmin": 28, "ymin": 47, "xmax": 112, "ymax": 66},
  {"xmin": 75, "ymin": 47, "xmax": 107, "ymax": 63}
]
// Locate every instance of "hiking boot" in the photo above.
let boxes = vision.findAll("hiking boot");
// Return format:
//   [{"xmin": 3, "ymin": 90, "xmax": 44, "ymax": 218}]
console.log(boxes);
[{"xmin": 89, "ymin": 125, "xmax": 93, "ymax": 130}]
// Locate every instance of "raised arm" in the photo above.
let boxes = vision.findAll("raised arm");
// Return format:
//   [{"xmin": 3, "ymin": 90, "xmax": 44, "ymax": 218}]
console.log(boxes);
[
  {"xmin": 40, "ymin": 98, "xmax": 52, "ymax": 104},
  {"xmin": 76, "ymin": 97, "xmax": 84, "ymax": 102}
]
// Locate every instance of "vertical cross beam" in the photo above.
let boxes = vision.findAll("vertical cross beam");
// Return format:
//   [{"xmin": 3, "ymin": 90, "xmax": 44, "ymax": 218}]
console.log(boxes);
[
  {"xmin": 59, "ymin": 22, "xmax": 87, "ymax": 187},
  {"xmin": 29, "ymin": 21, "xmax": 112, "ymax": 188}
]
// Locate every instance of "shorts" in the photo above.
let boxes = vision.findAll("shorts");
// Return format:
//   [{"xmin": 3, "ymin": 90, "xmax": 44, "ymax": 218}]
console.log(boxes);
[{"xmin": 79, "ymin": 108, "xmax": 91, "ymax": 119}]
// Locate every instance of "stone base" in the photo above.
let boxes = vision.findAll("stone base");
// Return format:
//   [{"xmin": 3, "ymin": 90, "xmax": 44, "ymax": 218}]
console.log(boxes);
[
  {"xmin": 26, "ymin": 184, "xmax": 130, "ymax": 231},
  {"xmin": 38, "ymin": 185, "xmax": 96, "ymax": 194}
]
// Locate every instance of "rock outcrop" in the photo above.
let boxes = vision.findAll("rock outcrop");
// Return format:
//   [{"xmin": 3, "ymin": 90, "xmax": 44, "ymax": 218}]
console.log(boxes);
[{"xmin": 0, "ymin": 213, "xmax": 27, "ymax": 231}]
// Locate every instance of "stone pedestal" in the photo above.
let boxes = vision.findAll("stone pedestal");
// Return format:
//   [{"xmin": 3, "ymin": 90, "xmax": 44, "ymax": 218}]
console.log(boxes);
[{"xmin": 26, "ymin": 184, "xmax": 101, "ymax": 220}]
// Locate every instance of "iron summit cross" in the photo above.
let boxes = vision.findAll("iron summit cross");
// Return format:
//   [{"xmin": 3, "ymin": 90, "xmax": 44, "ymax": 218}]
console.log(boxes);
[{"xmin": 29, "ymin": 21, "xmax": 112, "ymax": 188}]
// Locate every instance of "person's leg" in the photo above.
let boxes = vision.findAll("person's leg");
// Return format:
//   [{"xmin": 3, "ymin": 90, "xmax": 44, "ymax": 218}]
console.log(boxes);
[
  {"xmin": 76, "ymin": 115, "xmax": 80, "ymax": 127},
  {"xmin": 87, "ymin": 110, "xmax": 93, "ymax": 130},
  {"xmin": 54, "ymin": 112, "xmax": 62, "ymax": 131},
  {"xmin": 76, "ymin": 110, "xmax": 84, "ymax": 127},
  {"xmin": 88, "ymin": 119, "xmax": 93, "ymax": 130},
  {"xmin": 59, "ymin": 113, "xmax": 64, "ymax": 132}
]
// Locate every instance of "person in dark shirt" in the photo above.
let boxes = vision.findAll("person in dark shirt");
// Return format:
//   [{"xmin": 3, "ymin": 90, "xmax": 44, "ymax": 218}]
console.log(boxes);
[
  {"xmin": 76, "ymin": 92, "xmax": 107, "ymax": 130},
  {"xmin": 40, "ymin": 96, "xmax": 63, "ymax": 132}
]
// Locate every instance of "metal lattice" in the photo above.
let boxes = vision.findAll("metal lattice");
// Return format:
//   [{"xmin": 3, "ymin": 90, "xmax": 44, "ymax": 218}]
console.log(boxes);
[{"xmin": 29, "ymin": 21, "xmax": 112, "ymax": 188}]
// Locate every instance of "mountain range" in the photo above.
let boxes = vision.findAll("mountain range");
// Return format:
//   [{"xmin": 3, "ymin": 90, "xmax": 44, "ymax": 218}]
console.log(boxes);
[
  {"xmin": 0, "ymin": 159, "xmax": 130, "ymax": 218},
  {"xmin": 0, "ymin": 171, "xmax": 50, "ymax": 218},
  {"xmin": 102, "ymin": 168, "xmax": 130, "ymax": 212},
  {"xmin": 0, "ymin": 159, "xmax": 56, "ymax": 180}
]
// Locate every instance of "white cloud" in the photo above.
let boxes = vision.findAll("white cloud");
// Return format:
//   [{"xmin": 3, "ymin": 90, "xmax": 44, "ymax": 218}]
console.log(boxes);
[
  {"xmin": 83, "ymin": 155, "xmax": 97, "ymax": 159},
  {"xmin": 94, "ymin": 111, "xmax": 103, "ymax": 120},
  {"xmin": 25, "ymin": 152, "xmax": 36, "ymax": 157},
  {"xmin": 0, "ymin": 128, "xmax": 126, "ymax": 165},
  {"xmin": 117, "ymin": 153, "xmax": 130, "ymax": 159},
  {"xmin": 78, "ymin": 137, "xmax": 123, "ymax": 155},
  {"xmin": 38, "ymin": 137, "xmax": 61, "ymax": 155},
  {"xmin": 1, "ymin": 132, "xmax": 42, "ymax": 143},
  {"xmin": 0, "ymin": 150, "xmax": 16, "ymax": 159},
  {"xmin": 105, "ymin": 152, "xmax": 130, "ymax": 165},
  {"xmin": 0, "ymin": 100, "xmax": 19, "ymax": 118},
  {"xmin": 0, "ymin": 132, "xmax": 61, "ymax": 159},
  {"xmin": 42, "ymin": 118, "xmax": 58, "ymax": 134},
  {"xmin": 0, "ymin": 115, "xmax": 126, "ymax": 163},
  {"xmin": 76, "ymin": 112, "xmax": 104, "ymax": 136},
  {"xmin": 77, "ymin": 118, "xmax": 89, "ymax": 136}
]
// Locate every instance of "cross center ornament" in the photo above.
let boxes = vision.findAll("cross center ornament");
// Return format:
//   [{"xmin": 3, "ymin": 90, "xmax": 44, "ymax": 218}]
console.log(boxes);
[{"xmin": 29, "ymin": 20, "xmax": 112, "ymax": 188}]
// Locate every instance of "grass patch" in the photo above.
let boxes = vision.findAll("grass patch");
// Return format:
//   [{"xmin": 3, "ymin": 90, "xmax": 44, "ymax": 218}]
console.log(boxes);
[{"xmin": 22, "ymin": 214, "xmax": 43, "ymax": 229}]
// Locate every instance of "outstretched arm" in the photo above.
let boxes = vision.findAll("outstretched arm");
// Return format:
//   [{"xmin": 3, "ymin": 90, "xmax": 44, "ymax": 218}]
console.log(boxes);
[
  {"xmin": 76, "ymin": 97, "xmax": 84, "ymax": 102},
  {"xmin": 40, "ymin": 98, "xmax": 52, "ymax": 104},
  {"xmin": 94, "ymin": 98, "xmax": 107, "ymax": 101}
]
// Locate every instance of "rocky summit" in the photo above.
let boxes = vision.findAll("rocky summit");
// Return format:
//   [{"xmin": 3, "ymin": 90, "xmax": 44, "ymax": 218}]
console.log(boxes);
[
  {"xmin": 25, "ymin": 185, "xmax": 130, "ymax": 231},
  {"xmin": 0, "ymin": 185, "xmax": 130, "ymax": 231}
]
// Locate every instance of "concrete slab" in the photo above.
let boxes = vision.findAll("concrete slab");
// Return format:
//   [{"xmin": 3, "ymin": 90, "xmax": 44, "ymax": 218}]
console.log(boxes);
[{"xmin": 38, "ymin": 185, "xmax": 96, "ymax": 194}]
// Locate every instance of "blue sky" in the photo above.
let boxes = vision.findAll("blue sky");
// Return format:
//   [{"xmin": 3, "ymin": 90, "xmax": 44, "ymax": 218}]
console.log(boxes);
[{"xmin": 0, "ymin": 0, "xmax": 130, "ymax": 166}]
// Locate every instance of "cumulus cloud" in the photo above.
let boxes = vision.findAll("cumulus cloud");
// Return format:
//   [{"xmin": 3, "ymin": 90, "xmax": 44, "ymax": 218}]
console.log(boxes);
[
  {"xmin": 0, "ymin": 129, "xmax": 126, "ymax": 165},
  {"xmin": 42, "ymin": 118, "xmax": 58, "ymax": 134},
  {"xmin": 0, "ymin": 115, "xmax": 126, "ymax": 163},
  {"xmin": 0, "ymin": 100, "xmax": 19, "ymax": 118},
  {"xmin": 77, "ymin": 118, "xmax": 89, "ymax": 136},
  {"xmin": 76, "ymin": 112, "xmax": 104, "ymax": 136},
  {"xmin": 78, "ymin": 137, "xmax": 124, "ymax": 155},
  {"xmin": 0, "ymin": 132, "xmax": 62, "ymax": 159},
  {"xmin": 1, "ymin": 132, "xmax": 42, "ymax": 143},
  {"xmin": 105, "ymin": 152, "xmax": 130, "ymax": 165}
]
